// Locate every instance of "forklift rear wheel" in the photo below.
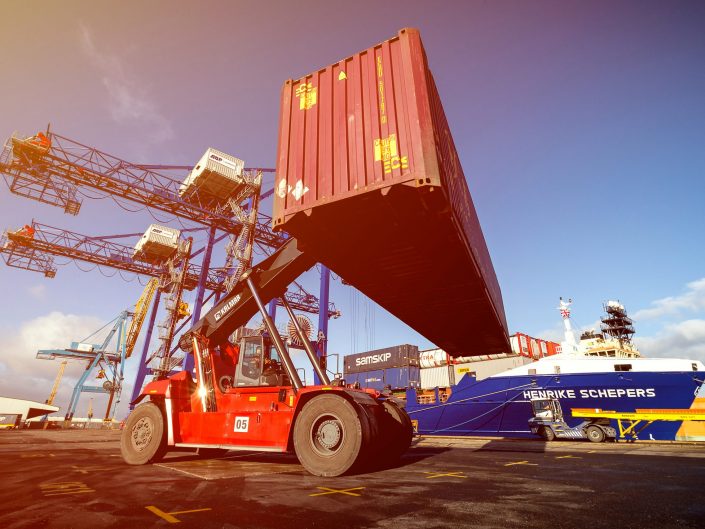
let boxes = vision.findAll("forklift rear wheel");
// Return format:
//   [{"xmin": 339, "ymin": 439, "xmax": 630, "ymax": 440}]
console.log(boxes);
[
  {"xmin": 378, "ymin": 400, "xmax": 413, "ymax": 462},
  {"xmin": 540, "ymin": 426, "xmax": 556, "ymax": 442},
  {"xmin": 586, "ymin": 425, "xmax": 606, "ymax": 443},
  {"xmin": 293, "ymin": 394, "xmax": 365, "ymax": 477},
  {"xmin": 120, "ymin": 402, "xmax": 167, "ymax": 465}
]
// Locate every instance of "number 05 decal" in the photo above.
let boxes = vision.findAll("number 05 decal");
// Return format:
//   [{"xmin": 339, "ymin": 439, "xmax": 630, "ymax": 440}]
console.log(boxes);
[{"xmin": 234, "ymin": 416, "xmax": 249, "ymax": 433}]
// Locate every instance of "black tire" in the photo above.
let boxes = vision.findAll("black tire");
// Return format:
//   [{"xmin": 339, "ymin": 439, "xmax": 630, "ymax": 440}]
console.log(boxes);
[
  {"xmin": 540, "ymin": 426, "xmax": 556, "ymax": 441},
  {"xmin": 586, "ymin": 425, "xmax": 606, "ymax": 443},
  {"xmin": 379, "ymin": 400, "xmax": 413, "ymax": 462},
  {"xmin": 120, "ymin": 402, "xmax": 167, "ymax": 465},
  {"xmin": 197, "ymin": 447, "xmax": 229, "ymax": 458},
  {"xmin": 293, "ymin": 394, "xmax": 366, "ymax": 477}
]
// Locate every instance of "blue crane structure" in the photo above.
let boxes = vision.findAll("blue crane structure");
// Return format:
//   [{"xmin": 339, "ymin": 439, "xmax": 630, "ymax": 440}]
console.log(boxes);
[
  {"xmin": 37, "ymin": 310, "xmax": 132, "ymax": 423},
  {"xmin": 0, "ymin": 128, "xmax": 337, "ymax": 407}
]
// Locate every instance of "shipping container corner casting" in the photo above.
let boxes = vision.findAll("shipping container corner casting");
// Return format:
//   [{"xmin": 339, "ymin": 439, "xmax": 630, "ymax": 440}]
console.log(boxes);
[{"xmin": 273, "ymin": 27, "xmax": 509, "ymax": 357}]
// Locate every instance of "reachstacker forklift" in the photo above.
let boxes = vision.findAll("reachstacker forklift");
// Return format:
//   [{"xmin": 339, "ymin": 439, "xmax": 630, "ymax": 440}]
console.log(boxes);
[{"xmin": 121, "ymin": 238, "xmax": 413, "ymax": 476}]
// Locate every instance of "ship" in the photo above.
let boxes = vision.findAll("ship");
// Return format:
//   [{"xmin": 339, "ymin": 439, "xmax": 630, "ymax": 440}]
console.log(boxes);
[{"xmin": 403, "ymin": 299, "xmax": 705, "ymax": 440}]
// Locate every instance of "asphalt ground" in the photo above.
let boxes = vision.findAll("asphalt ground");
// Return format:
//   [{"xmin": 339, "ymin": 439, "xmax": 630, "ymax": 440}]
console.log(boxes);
[{"xmin": 1, "ymin": 430, "xmax": 704, "ymax": 529}]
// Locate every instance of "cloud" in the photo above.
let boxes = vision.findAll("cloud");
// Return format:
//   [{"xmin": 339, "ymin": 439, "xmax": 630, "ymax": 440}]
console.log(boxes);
[
  {"xmin": 79, "ymin": 24, "xmax": 174, "ymax": 144},
  {"xmin": 635, "ymin": 319, "xmax": 705, "ymax": 363},
  {"xmin": 633, "ymin": 278, "xmax": 705, "ymax": 321}
]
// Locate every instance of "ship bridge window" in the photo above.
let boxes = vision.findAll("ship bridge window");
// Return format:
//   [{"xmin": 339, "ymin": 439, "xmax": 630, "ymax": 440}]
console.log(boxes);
[
  {"xmin": 693, "ymin": 363, "xmax": 698, "ymax": 371},
  {"xmin": 614, "ymin": 364, "xmax": 632, "ymax": 372}
]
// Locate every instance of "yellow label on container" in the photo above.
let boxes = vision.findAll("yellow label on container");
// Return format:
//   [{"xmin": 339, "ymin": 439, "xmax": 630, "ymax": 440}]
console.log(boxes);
[
  {"xmin": 374, "ymin": 133, "xmax": 408, "ymax": 174},
  {"xmin": 377, "ymin": 55, "xmax": 387, "ymax": 124},
  {"xmin": 374, "ymin": 134, "xmax": 398, "ymax": 162},
  {"xmin": 248, "ymin": 396, "xmax": 257, "ymax": 402},
  {"xmin": 296, "ymin": 82, "xmax": 317, "ymax": 110}
]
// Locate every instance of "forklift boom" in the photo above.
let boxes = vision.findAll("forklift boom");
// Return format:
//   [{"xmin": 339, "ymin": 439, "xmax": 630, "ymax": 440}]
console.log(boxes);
[{"xmin": 189, "ymin": 237, "xmax": 315, "ymax": 346}]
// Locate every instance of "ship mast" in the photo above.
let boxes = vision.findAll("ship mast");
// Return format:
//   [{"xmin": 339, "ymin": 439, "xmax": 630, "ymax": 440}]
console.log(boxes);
[
  {"xmin": 558, "ymin": 297, "xmax": 578, "ymax": 352},
  {"xmin": 601, "ymin": 301, "xmax": 635, "ymax": 346}
]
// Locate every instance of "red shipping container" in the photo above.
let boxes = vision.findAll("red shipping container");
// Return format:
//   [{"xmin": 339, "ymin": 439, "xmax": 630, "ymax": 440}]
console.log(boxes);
[
  {"xmin": 546, "ymin": 341, "xmax": 561, "ymax": 356},
  {"xmin": 273, "ymin": 28, "xmax": 508, "ymax": 356}
]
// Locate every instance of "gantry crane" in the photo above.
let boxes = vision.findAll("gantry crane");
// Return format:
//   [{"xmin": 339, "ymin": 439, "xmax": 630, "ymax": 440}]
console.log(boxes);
[
  {"xmin": 0, "ymin": 220, "xmax": 336, "ymax": 316},
  {"xmin": 36, "ymin": 278, "xmax": 158, "ymax": 424},
  {"xmin": 0, "ymin": 127, "xmax": 337, "ymax": 391}
]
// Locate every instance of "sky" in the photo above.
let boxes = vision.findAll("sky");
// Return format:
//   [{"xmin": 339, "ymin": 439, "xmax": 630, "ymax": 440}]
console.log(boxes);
[{"xmin": 0, "ymin": 0, "xmax": 704, "ymax": 420}]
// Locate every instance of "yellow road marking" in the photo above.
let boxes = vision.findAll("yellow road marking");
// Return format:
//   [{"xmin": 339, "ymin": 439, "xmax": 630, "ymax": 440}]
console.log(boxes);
[
  {"xmin": 423, "ymin": 471, "xmax": 468, "ymax": 479},
  {"xmin": 146, "ymin": 505, "xmax": 212, "ymax": 523},
  {"xmin": 504, "ymin": 461, "xmax": 538, "ymax": 467},
  {"xmin": 71, "ymin": 465, "xmax": 112, "ymax": 474},
  {"xmin": 309, "ymin": 487, "xmax": 364, "ymax": 497},
  {"xmin": 556, "ymin": 455, "xmax": 582, "ymax": 459},
  {"xmin": 40, "ymin": 481, "xmax": 94, "ymax": 496}
]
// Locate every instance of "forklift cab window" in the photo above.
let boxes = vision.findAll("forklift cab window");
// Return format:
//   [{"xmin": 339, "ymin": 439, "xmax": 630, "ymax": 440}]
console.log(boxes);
[
  {"xmin": 532, "ymin": 399, "xmax": 553, "ymax": 418},
  {"xmin": 235, "ymin": 340, "xmax": 264, "ymax": 386},
  {"xmin": 234, "ymin": 338, "xmax": 285, "ymax": 387}
]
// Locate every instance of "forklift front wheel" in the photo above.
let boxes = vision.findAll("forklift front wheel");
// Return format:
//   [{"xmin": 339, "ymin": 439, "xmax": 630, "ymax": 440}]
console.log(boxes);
[
  {"xmin": 540, "ymin": 426, "xmax": 556, "ymax": 442},
  {"xmin": 293, "ymin": 395, "xmax": 365, "ymax": 477},
  {"xmin": 586, "ymin": 425, "xmax": 606, "ymax": 443},
  {"xmin": 120, "ymin": 402, "xmax": 167, "ymax": 465}
]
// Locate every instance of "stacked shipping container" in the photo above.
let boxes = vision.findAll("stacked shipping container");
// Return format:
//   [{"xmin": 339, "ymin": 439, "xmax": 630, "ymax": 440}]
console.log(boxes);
[
  {"xmin": 343, "ymin": 345, "xmax": 420, "ymax": 391},
  {"xmin": 510, "ymin": 333, "xmax": 561, "ymax": 359}
]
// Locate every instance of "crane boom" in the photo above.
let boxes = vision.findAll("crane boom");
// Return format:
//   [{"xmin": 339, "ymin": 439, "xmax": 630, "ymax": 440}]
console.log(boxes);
[
  {"xmin": 0, "ymin": 221, "xmax": 336, "ymax": 317},
  {"xmin": 1, "ymin": 131, "xmax": 284, "ymax": 245},
  {"xmin": 125, "ymin": 278, "xmax": 158, "ymax": 358},
  {"xmin": 46, "ymin": 360, "xmax": 67, "ymax": 406}
]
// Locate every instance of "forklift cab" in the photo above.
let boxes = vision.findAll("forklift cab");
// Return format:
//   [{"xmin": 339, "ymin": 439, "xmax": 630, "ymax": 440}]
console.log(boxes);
[
  {"xmin": 531, "ymin": 398, "xmax": 563, "ymax": 422},
  {"xmin": 233, "ymin": 335, "xmax": 289, "ymax": 388}
]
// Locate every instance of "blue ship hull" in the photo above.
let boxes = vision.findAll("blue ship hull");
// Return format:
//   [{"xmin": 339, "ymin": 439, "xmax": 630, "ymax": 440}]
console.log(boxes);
[{"xmin": 405, "ymin": 370, "xmax": 705, "ymax": 440}]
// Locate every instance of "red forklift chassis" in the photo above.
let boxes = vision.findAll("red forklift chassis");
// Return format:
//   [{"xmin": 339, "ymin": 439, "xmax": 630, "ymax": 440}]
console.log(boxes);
[{"xmin": 121, "ymin": 238, "xmax": 412, "ymax": 476}]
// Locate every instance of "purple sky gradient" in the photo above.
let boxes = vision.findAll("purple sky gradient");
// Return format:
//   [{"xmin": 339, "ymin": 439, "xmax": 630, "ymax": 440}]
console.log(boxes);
[{"xmin": 1, "ymin": 1, "xmax": 704, "ymax": 416}]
